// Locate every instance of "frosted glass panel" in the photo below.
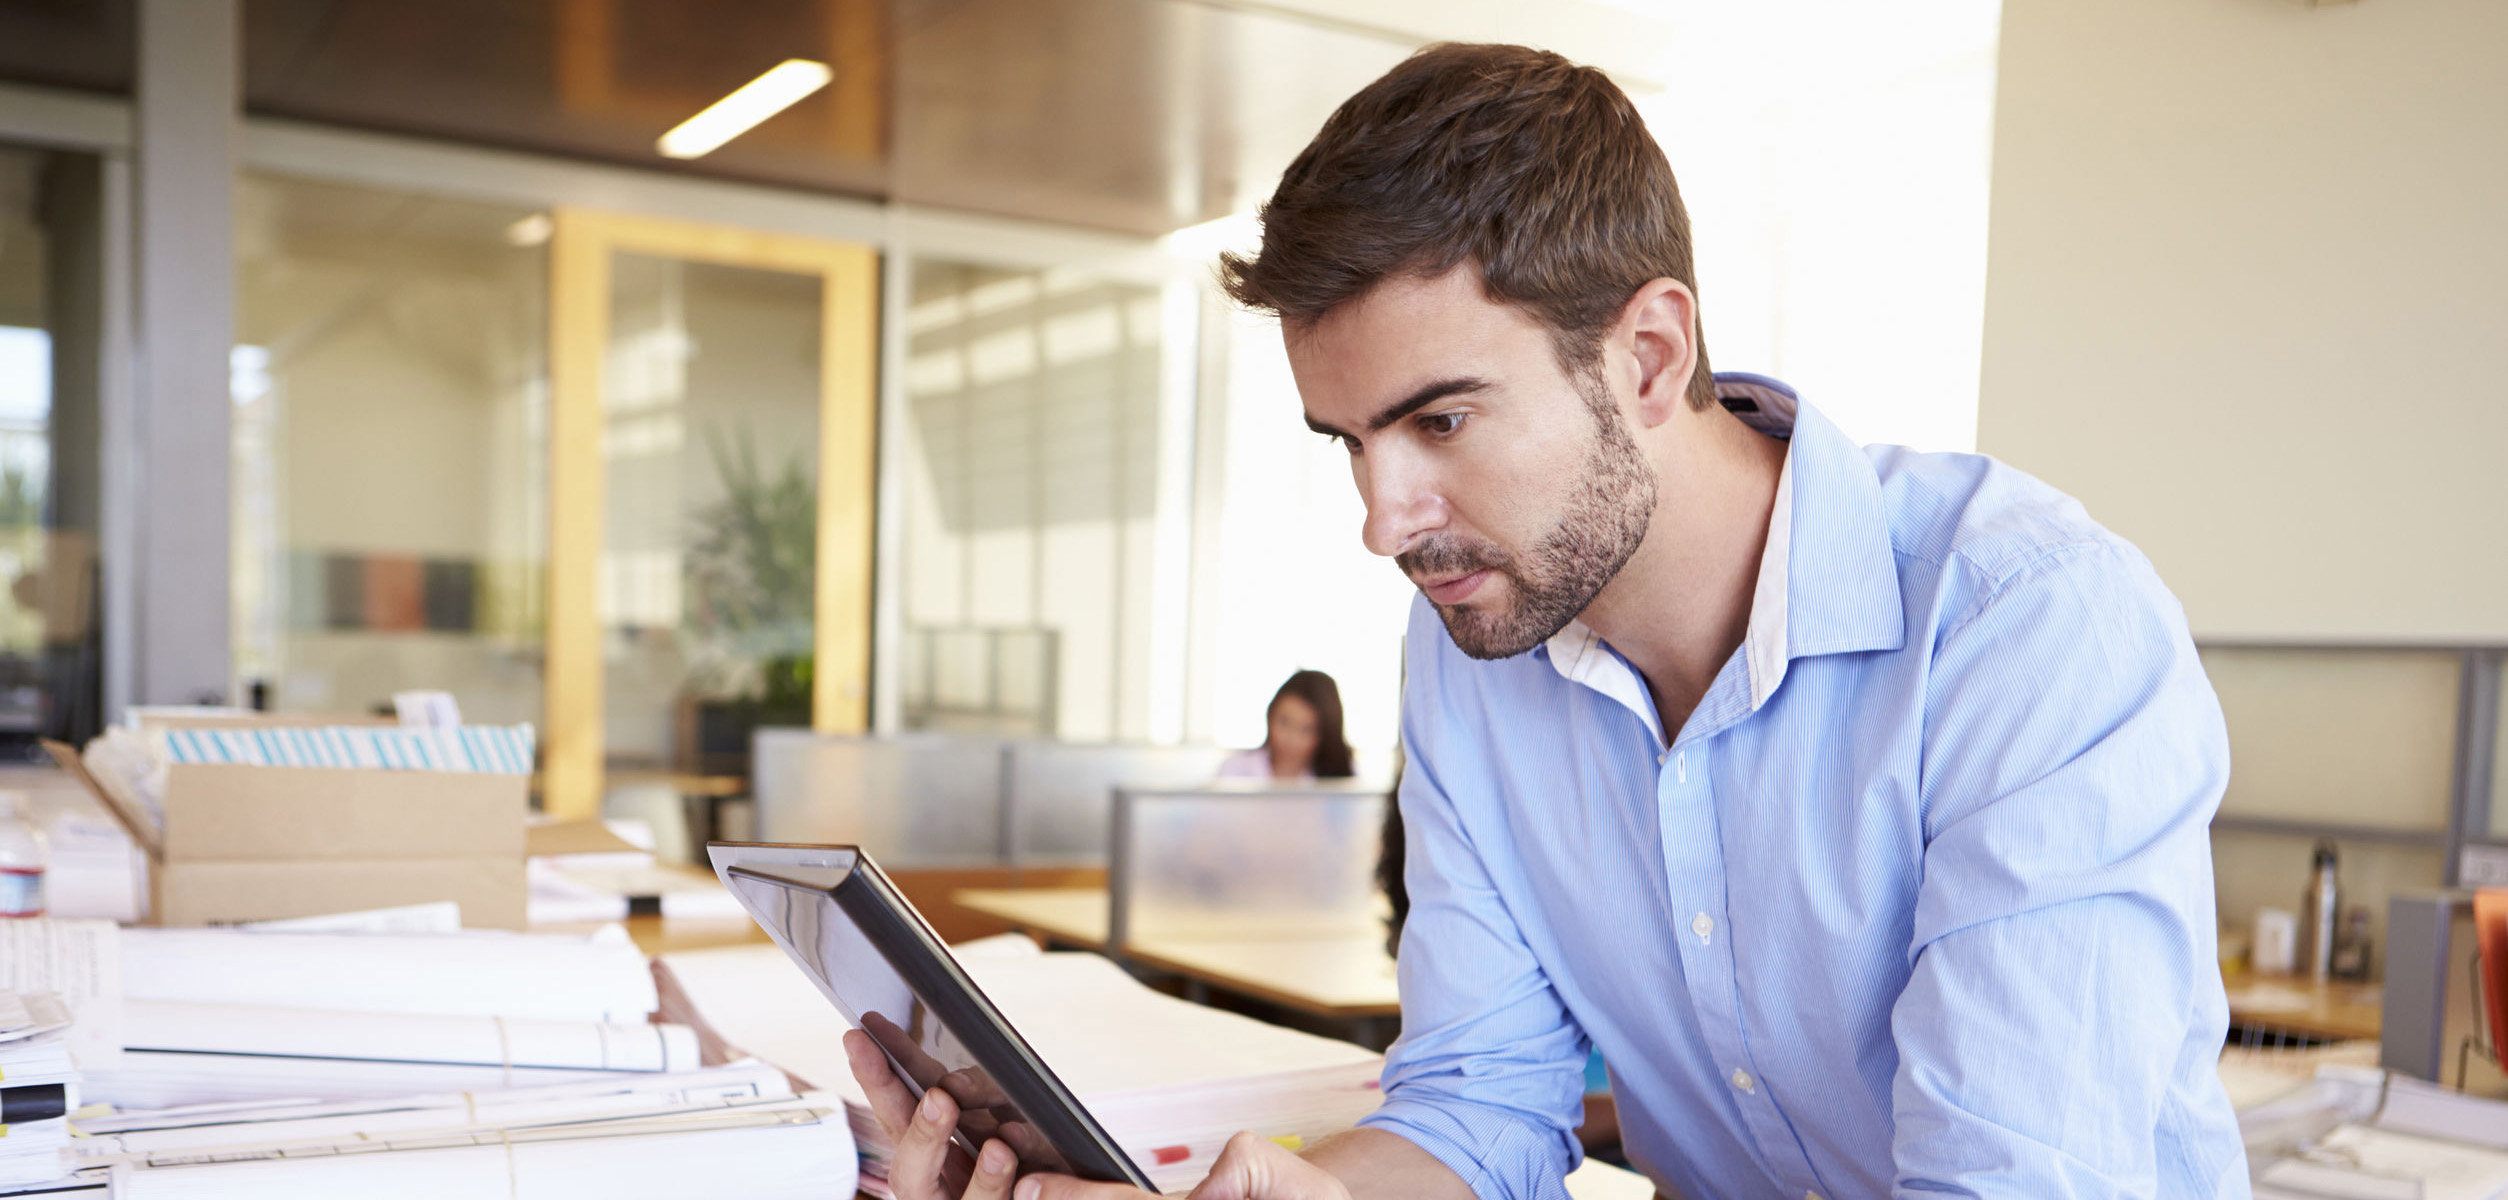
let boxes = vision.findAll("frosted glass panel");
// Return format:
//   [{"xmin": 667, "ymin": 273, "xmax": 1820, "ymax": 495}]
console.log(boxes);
[{"xmin": 1113, "ymin": 786, "xmax": 1384, "ymax": 941}]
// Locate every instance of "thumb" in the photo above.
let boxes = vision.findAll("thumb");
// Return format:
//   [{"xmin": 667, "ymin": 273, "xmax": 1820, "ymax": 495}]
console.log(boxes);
[
  {"xmin": 1188, "ymin": 1132, "xmax": 1344, "ymax": 1200},
  {"xmin": 1018, "ymin": 1177, "xmax": 1158, "ymax": 1200}
]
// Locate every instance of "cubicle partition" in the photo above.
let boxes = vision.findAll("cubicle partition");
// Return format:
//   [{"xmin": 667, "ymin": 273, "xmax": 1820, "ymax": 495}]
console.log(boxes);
[
  {"xmin": 1107, "ymin": 782, "xmax": 1387, "ymax": 949},
  {"xmin": 1004, "ymin": 742, "xmax": 1235, "ymax": 864},
  {"xmin": 750, "ymin": 730, "xmax": 1007, "ymax": 865},
  {"xmin": 750, "ymin": 730, "xmax": 1230, "ymax": 867}
]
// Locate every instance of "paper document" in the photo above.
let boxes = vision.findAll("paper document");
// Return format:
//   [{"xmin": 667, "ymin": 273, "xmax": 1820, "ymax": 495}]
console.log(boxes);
[
  {"xmin": 238, "ymin": 902, "xmax": 464, "ymax": 935},
  {"xmin": 97, "ymin": 1098, "xmax": 854, "ymax": 1200},
  {"xmin": 76, "ymin": 1063, "xmax": 795, "ymax": 1154},
  {"xmin": 0, "ymin": 988, "xmax": 80, "ymax": 1189},
  {"xmin": 2257, "ymin": 1124, "xmax": 2508, "ymax": 1200},
  {"xmin": 121, "ymin": 926, "xmax": 655, "ymax": 1023},
  {"xmin": 0, "ymin": 920, "xmax": 120, "ymax": 1068},
  {"xmin": 2374, "ymin": 1075, "xmax": 2508, "ymax": 1151},
  {"xmin": 123, "ymin": 1001, "xmax": 697, "ymax": 1073},
  {"xmin": 70, "ymin": 1066, "xmax": 854, "ymax": 1200}
]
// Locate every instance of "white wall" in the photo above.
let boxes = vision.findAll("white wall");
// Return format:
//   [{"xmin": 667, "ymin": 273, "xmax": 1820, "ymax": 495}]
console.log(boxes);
[
  {"xmin": 1636, "ymin": 0, "xmax": 2002, "ymax": 453},
  {"xmin": 1977, "ymin": 0, "xmax": 2508, "ymax": 641},
  {"xmin": 1196, "ymin": 305, "xmax": 1416, "ymax": 757}
]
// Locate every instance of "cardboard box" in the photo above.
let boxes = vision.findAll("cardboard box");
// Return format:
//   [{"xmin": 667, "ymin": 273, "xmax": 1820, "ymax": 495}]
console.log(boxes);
[{"xmin": 44, "ymin": 740, "xmax": 530, "ymax": 929}]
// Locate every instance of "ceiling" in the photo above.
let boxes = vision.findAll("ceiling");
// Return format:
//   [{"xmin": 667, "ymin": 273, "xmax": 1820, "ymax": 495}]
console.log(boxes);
[{"xmin": 0, "ymin": 0, "xmax": 1455, "ymax": 237}]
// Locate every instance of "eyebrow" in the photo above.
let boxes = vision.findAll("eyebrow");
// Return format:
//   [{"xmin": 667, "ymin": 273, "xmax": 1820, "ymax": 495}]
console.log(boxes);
[{"xmin": 1303, "ymin": 376, "xmax": 1492, "ymax": 440}]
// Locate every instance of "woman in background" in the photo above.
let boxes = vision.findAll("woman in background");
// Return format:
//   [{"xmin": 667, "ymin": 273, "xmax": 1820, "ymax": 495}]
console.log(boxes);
[{"xmin": 1217, "ymin": 669, "xmax": 1355, "ymax": 782}]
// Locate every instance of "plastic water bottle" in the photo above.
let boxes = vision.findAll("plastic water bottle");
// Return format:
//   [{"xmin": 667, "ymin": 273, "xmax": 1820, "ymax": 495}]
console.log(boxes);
[{"xmin": 0, "ymin": 791, "xmax": 48, "ymax": 918}]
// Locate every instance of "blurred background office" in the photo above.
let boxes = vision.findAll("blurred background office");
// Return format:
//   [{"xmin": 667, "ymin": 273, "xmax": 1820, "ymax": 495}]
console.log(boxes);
[{"xmin": 0, "ymin": 0, "xmax": 2501, "ymax": 1085}]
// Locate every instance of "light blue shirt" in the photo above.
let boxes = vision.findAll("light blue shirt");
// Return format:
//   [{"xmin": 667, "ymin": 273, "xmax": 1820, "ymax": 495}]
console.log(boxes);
[{"xmin": 1361, "ymin": 375, "xmax": 2249, "ymax": 1200}]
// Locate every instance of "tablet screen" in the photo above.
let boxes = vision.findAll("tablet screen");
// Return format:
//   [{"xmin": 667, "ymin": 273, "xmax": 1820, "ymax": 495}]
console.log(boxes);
[{"xmin": 721, "ymin": 862, "xmax": 1087, "ymax": 1178}]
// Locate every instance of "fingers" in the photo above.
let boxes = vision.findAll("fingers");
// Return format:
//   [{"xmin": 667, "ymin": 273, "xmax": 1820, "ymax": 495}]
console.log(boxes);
[
  {"xmin": 960, "ymin": 1140, "xmax": 1019, "ymax": 1200},
  {"xmin": 1189, "ymin": 1131, "xmax": 1350, "ymax": 1200},
  {"xmin": 1016, "ymin": 1176, "xmax": 1160, "ymax": 1200},
  {"xmin": 843, "ymin": 1029, "xmax": 921, "ymax": 1140},
  {"xmin": 888, "ymin": 1085, "xmax": 968, "ymax": 1200}
]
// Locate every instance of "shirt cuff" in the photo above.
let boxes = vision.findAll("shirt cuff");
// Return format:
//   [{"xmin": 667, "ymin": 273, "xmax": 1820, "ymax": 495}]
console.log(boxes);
[{"xmin": 1358, "ymin": 1096, "xmax": 1580, "ymax": 1200}]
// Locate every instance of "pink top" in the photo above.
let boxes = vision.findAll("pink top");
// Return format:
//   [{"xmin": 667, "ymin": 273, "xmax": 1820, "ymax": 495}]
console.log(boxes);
[{"xmin": 1216, "ymin": 747, "xmax": 1312, "ymax": 783}]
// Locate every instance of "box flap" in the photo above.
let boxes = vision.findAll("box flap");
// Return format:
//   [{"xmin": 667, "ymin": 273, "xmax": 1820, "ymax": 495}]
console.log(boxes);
[{"xmin": 40, "ymin": 738, "xmax": 163, "ymax": 861}]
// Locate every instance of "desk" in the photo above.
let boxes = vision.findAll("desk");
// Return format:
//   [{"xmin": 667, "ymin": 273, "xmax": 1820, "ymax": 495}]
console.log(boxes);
[
  {"xmin": 530, "ymin": 912, "xmax": 771, "ymax": 957},
  {"xmin": 956, "ymin": 886, "xmax": 1400, "ymax": 1039},
  {"xmin": 1123, "ymin": 934, "xmax": 1399, "ymax": 1019},
  {"xmin": 2221, "ymin": 970, "xmax": 2382, "ymax": 1044},
  {"xmin": 954, "ymin": 886, "xmax": 1113, "ymax": 948}
]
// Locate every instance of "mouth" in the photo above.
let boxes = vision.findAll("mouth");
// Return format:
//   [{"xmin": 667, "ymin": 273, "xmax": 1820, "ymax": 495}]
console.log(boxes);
[{"xmin": 1416, "ymin": 569, "xmax": 1492, "ymax": 606}]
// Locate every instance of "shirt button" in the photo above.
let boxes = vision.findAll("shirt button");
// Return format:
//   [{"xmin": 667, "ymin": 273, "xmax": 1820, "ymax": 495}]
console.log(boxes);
[
  {"xmin": 1806, "ymin": 1193, "xmax": 1824, "ymax": 1200},
  {"xmin": 1656, "ymin": 750, "xmax": 1668, "ymax": 766},
  {"xmin": 1729, "ymin": 1068, "xmax": 1755, "ymax": 1093},
  {"xmin": 1690, "ymin": 912, "xmax": 1713, "ymax": 942}
]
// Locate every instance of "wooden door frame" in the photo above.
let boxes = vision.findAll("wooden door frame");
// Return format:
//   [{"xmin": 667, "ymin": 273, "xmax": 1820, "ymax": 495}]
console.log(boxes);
[{"xmin": 544, "ymin": 207, "xmax": 878, "ymax": 821}]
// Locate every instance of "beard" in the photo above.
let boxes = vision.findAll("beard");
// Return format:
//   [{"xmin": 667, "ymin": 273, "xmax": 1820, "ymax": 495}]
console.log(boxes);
[{"xmin": 1398, "ymin": 381, "xmax": 1658, "ymax": 660}]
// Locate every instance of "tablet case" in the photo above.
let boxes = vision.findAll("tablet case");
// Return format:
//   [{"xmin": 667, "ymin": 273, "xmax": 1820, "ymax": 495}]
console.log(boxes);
[{"xmin": 708, "ymin": 840, "xmax": 1153, "ymax": 1189}]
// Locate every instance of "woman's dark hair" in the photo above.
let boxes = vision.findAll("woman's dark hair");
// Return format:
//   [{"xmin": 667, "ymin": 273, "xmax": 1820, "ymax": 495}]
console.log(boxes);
[{"xmin": 1269, "ymin": 669, "xmax": 1355, "ymax": 779}]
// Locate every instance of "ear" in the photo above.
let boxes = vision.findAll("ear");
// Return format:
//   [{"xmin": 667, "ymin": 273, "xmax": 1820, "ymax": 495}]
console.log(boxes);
[{"xmin": 1616, "ymin": 278, "xmax": 1698, "ymax": 429}]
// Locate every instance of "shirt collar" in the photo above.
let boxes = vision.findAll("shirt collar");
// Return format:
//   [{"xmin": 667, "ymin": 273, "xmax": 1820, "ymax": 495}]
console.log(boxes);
[{"xmin": 1542, "ymin": 372, "xmax": 1904, "ymax": 730}]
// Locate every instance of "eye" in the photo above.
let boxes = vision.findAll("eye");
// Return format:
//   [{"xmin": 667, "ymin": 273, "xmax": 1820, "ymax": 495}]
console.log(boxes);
[
  {"xmin": 1334, "ymin": 433, "xmax": 1362, "ymax": 455},
  {"xmin": 1417, "ymin": 410, "xmax": 1466, "ymax": 437}
]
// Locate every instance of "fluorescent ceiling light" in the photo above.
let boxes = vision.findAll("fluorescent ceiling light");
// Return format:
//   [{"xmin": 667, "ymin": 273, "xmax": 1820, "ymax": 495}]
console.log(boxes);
[
  {"xmin": 656, "ymin": 59, "xmax": 833, "ymax": 159},
  {"xmin": 504, "ymin": 213, "xmax": 553, "ymax": 246}
]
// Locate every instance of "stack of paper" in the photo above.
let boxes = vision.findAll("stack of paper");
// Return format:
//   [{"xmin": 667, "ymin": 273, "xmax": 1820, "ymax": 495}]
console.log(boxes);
[
  {"xmin": 2248, "ymin": 1069, "xmax": 2508, "ymax": 1200},
  {"xmin": 120, "ymin": 925, "xmax": 658, "ymax": 1022},
  {"xmin": 525, "ymin": 828, "xmax": 750, "ymax": 926},
  {"xmin": 86, "ymin": 1000, "xmax": 702, "ymax": 1109},
  {"xmin": 658, "ymin": 938, "xmax": 1386, "ymax": 1196},
  {"xmin": 67, "ymin": 1063, "xmax": 856, "ymax": 1198},
  {"xmin": 0, "ymin": 991, "xmax": 79, "ymax": 1189},
  {"xmin": 0, "ymin": 920, "xmax": 121, "ymax": 1070},
  {"xmin": 87, "ymin": 924, "xmax": 680, "ymax": 1110}
]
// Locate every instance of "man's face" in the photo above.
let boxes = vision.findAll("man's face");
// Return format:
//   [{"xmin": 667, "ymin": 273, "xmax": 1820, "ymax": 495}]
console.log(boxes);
[{"xmin": 1290, "ymin": 268, "xmax": 1658, "ymax": 659}]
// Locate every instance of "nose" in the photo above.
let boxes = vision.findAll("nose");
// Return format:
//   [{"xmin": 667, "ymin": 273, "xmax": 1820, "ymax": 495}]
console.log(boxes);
[{"xmin": 1357, "ymin": 449, "xmax": 1446, "ymax": 558}]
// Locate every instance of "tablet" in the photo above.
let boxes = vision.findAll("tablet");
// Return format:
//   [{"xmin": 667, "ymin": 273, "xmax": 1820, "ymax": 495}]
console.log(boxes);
[{"xmin": 707, "ymin": 841, "xmax": 1154, "ymax": 1189}]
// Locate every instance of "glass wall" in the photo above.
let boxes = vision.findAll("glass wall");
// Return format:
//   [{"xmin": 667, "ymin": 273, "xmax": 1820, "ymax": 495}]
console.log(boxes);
[
  {"xmin": 231, "ymin": 173, "xmax": 548, "ymax": 723},
  {"xmin": 599, "ymin": 253, "xmax": 822, "ymax": 771},
  {"xmin": 0, "ymin": 143, "xmax": 107, "ymax": 751},
  {"xmin": 898, "ymin": 261, "xmax": 1164, "ymax": 741}
]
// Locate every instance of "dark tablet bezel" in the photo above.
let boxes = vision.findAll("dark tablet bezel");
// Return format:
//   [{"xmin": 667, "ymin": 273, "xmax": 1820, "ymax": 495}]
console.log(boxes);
[{"xmin": 711, "ymin": 841, "xmax": 1153, "ymax": 1189}]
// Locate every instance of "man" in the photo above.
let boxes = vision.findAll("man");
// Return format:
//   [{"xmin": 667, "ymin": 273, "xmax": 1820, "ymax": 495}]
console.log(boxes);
[{"xmin": 854, "ymin": 42, "xmax": 2248, "ymax": 1200}]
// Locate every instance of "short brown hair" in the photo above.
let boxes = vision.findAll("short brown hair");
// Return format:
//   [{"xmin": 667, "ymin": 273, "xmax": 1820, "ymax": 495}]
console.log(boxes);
[{"xmin": 1222, "ymin": 43, "xmax": 1714, "ymax": 409}]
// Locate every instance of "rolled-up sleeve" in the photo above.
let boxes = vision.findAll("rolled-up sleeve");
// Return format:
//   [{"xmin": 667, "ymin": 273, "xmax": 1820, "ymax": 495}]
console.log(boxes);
[
  {"xmin": 1891, "ymin": 545, "xmax": 2246, "ymax": 1196},
  {"xmin": 1358, "ymin": 617, "xmax": 1588, "ymax": 1200}
]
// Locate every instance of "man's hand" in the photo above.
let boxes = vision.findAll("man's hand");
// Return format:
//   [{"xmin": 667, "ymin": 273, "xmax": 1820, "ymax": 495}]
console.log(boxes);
[
  {"xmin": 850, "ymin": 1030, "xmax": 1410, "ymax": 1200},
  {"xmin": 1021, "ymin": 1131, "xmax": 1352, "ymax": 1200},
  {"xmin": 845, "ymin": 1028, "xmax": 1022, "ymax": 1200}
]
